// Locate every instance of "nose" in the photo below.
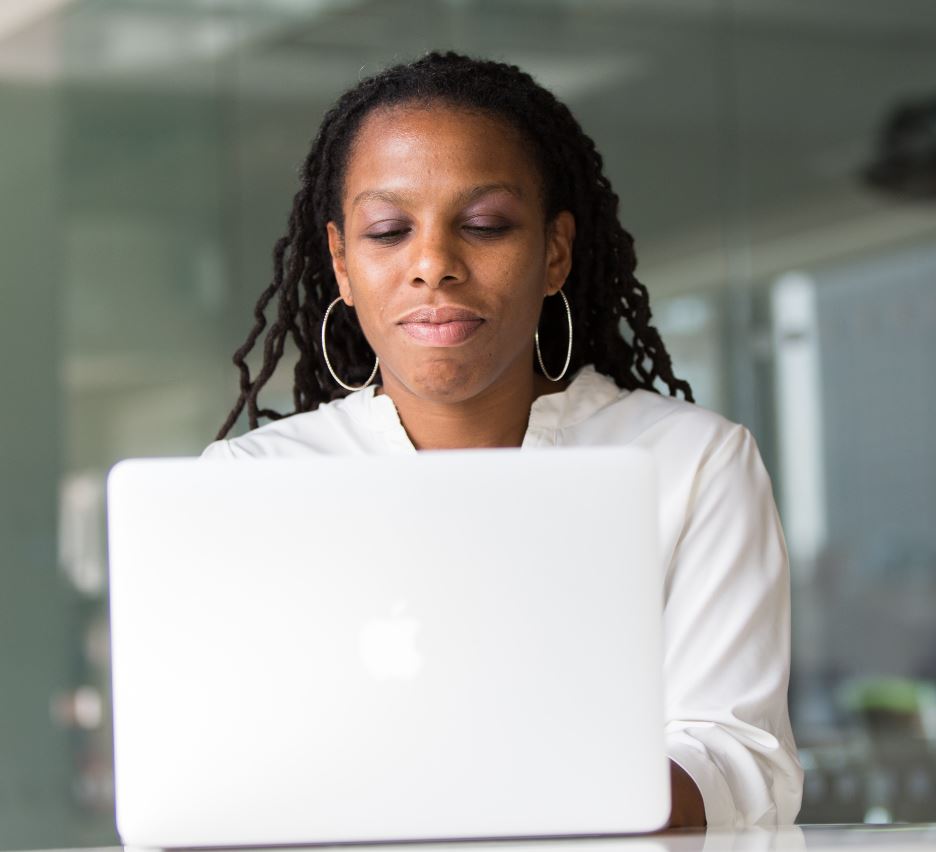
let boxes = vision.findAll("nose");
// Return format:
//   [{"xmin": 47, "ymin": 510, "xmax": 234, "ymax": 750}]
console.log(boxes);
[{"xmin": 407, "ymin": 225, "xmax": 468, "ymax": 290}]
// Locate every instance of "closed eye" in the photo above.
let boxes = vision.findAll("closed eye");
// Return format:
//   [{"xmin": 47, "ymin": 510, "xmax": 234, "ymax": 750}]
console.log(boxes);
[
  {"xmin": 465, "ymin": 224, "xmax": 512, "ymax": 238},
  {"xmin": 366, "ymin": 228, "xmax": 410, "ymax": 243},
  {"xmin": 365, "ymin": 225, "xmax": 511, "ymax": 243}
]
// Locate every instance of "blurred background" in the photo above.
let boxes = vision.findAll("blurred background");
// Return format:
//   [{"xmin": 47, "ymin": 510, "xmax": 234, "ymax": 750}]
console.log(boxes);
[{"xmin": 1, "ymin": 0, "xmax": 935, "ymax": 846}]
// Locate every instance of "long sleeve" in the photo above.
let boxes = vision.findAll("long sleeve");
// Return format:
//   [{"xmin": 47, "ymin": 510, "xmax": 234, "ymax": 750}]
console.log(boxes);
[{"xmin": 661, "ymin": 424, "xmax": 804, "ymax": 827}]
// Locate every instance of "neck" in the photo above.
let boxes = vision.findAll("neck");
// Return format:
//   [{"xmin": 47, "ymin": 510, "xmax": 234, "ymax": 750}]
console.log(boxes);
[{"xmin": 379, "ymin": 361, "xmax": 567, "ymax": 450}]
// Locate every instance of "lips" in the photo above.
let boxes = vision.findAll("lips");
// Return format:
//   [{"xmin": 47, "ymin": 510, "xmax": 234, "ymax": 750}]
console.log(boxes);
[{"xmin": 398, "ymin": 306, "xmax": 485, "ymax": 346}]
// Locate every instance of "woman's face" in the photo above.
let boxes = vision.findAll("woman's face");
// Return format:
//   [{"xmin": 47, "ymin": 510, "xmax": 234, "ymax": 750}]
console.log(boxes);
[{"xmin": 326, "ymin": 103, "xmax": 574, "ymax": 404}]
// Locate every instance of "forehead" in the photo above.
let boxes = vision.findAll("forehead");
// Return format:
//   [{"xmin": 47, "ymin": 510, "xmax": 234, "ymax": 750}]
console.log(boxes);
[{"xmin": 341, "ymin": 103, "xmax": 541, "ymax": 203}]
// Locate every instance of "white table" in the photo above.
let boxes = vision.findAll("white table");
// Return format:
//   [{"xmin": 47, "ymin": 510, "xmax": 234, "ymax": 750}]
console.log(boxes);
[{"xmin": 72, "ymin": 825, "xmax": 936, "ymax": 852}]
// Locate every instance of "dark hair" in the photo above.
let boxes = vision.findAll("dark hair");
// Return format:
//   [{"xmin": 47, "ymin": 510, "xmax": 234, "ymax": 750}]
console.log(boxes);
[{"xmin": 217, "ymin": 50, "xmax": 693, "ymax": 439}]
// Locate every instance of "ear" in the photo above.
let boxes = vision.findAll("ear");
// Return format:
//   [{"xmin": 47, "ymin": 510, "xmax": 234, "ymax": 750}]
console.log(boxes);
[
  {"xmin": 545, "ymin": 210, "xmax": 575, "ymax": 296},
  {"xmin": 326, "ymin": 220, "xmax": 354, "ymax": 306}
]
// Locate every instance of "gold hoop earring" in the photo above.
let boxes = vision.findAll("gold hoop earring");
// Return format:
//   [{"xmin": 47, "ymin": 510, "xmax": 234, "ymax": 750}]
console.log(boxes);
[
  {"xmin": 534, "ymin": 289, "xmax": 572, "ymax": 382},
  {"xmin": 321, "ymin": 297, "xmax": 379, "ymax": 391}
]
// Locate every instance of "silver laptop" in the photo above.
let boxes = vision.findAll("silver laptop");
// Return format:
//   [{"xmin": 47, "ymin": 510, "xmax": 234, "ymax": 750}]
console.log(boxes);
[{"xmin": 106, "ymin": 447, "xmax": 670, "ymax": 848}]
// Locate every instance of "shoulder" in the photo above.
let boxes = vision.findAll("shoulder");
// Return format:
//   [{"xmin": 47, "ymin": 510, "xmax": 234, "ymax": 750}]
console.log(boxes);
[
  {"xmin": 200, "ymin": 389, "xmax": 380, "ymax": 458},
  {"xmin": 568, "ymin": 370, "xmax": 771, "ymax": 512},
  {"xmin": 569, "ymin": 368, "xmax": 743, "ymax": 461},
  {"xmin": 612, "ymin": 388, "xmax": 765, "ymax": 497}
]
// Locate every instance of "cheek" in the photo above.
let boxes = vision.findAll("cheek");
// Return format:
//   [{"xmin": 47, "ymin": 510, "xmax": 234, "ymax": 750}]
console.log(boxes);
[
  {"xmin": 490, "ymin": 250, "xmax": 548, "ymax": 316},
  {"xmin": 342, "ymin": 255, "xmax": 411, "ymax": 359},
  {"xmin": 344, "ymin": 254, "xmax": 394, "ymax": 315}
]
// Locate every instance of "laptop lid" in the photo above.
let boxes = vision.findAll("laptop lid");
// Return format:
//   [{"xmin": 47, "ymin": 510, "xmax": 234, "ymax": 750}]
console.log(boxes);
[{"xmin": 106, "ymin": 447, "xmax": 669, "ymax": 847}]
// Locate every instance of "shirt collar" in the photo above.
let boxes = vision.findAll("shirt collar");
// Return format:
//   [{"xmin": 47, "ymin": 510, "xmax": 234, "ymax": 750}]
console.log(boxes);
[
  {"xmin": 526, "ymin": 365, "xmax": 624, "ymax": 432},
  {"xmin": 346, "ymin": 364, "xmax": 624, "ymax": 448}
]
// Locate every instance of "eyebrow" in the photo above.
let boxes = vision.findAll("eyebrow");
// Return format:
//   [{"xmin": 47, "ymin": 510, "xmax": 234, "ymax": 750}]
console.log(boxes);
[{"xmin": 351, "ymin": 182, "xmax": 525, "ymax": 209}]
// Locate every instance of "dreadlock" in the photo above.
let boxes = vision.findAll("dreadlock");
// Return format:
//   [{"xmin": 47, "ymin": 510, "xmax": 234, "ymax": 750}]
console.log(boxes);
[{"xmin": 217, "ymin": 51, "xmax": 693, "ymax": 439}]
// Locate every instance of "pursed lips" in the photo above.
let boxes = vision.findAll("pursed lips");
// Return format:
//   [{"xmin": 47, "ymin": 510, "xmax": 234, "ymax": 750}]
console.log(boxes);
[{"xmin": 397, "ymin": 306, "xmax": 485, "ymax": 346}]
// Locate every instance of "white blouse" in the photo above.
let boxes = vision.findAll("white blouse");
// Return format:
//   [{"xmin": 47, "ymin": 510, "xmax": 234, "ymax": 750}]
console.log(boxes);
[{"xmin": 202, "ymin": 365, "xmax": 804, "ymax": 827}]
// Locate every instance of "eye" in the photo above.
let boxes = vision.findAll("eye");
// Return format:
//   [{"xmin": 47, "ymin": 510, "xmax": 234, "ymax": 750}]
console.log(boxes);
[
  {"xmin": 365, "ymin": 227, "xmax": 410, "ymax": 243},
  {"xmin": 464, "ymin": 220, "xmax": 512, "ymax": 238}
]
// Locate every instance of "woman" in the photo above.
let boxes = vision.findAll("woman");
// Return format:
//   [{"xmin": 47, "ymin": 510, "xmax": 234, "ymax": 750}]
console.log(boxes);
[{"xmin": 203, "ymin": 51, "xmax": 803, "ymax": 829}]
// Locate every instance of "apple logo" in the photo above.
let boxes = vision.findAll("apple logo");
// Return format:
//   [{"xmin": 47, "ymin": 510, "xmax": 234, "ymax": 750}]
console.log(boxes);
[{"xmin": 358, "ymin": 601, "xmax": 424, "ymax": 680}]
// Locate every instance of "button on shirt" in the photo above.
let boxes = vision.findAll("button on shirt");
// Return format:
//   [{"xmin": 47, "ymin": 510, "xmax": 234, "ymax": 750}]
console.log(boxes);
[{"xmin": 202, "ymin": 365, "xmax": 804, "ymax": 827}]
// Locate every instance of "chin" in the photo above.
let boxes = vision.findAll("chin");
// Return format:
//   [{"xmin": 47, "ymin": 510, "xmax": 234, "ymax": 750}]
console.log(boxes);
[{"xmin": 406, "ymin": 358, "xmax": 488, "ymax": 402}]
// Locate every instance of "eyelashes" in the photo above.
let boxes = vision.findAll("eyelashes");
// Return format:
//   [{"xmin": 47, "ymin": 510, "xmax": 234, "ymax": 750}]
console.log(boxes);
[
  {"xmin": 364, "ymin": 224, "xmax": 513, "ymax": 244},
  {"xmin": 366, "ymin": 229, "xmax": 408, "ymax": 243},
  {"xmin": 467, "ymin": 225, "xmax": 512, "ymax": 238}
]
